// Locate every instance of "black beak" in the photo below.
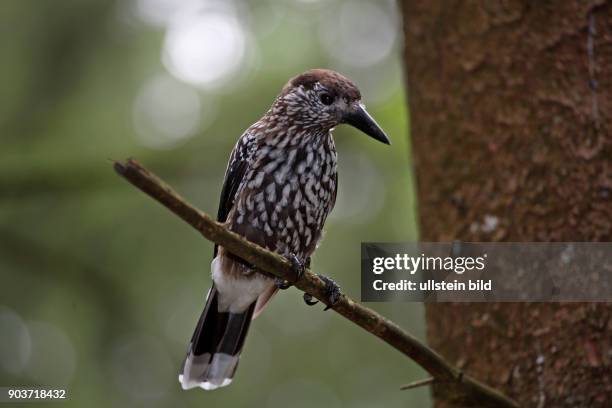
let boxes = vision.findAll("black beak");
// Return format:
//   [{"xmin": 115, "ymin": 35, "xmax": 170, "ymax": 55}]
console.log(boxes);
[{"xmin": 344, "ymin": 104, "xmax": 390, "ymax": 145}]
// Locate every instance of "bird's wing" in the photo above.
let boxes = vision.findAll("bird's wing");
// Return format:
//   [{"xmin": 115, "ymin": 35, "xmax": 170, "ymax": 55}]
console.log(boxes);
[
  {"xmin": 214, "ymin": 133, "xmax": 255, "ymax": 257},
  {"xmin": 329, "ymin": 171, "xmax": 338, "ymax": 213},
  {"xmin": 215, "ymin": 133, "xmax": 278, "ymax": 319}
]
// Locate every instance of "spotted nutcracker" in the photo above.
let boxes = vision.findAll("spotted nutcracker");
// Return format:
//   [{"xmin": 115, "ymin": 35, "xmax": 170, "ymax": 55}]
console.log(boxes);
[{"xmin": 179, "ymin": 69, "xmax": 390, "ymax": 390}]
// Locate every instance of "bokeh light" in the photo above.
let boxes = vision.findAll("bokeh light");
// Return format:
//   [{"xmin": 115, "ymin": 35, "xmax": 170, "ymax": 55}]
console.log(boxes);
[
  {"xmin": 23, "ymin": 321, "xmax": 76, "ymax": 386},
  {"xmin": 0, "ymin": 306, "xmax": 31, "ymax": 375},
  {"xmin": 319, "ymin": 0, "xmax": 398, "ymax": 68},
  {"xmin": 162, "ymin": 5, "xmax": 248, "ymax": 89},
  {"xmin": 134, "ymin": 0, "xmax": 202, "ymax": 28},
  {"xmin": 133, "ymin": 74, "xmax": 208, "ymax": 149},
  {"xmin": 110, "ymin": 334, "xmax": 174, "ymax": 402}
]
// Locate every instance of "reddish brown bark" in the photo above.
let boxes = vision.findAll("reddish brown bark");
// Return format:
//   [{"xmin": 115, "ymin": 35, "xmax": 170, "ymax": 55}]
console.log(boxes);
[{"xmin": 400, "ymin": 0, "xmax": 612, "ymax": 406}]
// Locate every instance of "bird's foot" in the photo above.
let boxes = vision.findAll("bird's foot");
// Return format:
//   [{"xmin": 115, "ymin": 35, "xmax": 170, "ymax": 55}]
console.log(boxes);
[
  {"xmin": 303, "ymin": 274, "xmax": 342, "ymax": 311},
  {"xmin": 275, "ymin": 254, "xmax": 306, "ymax": 290},
  {"xmin": 303, "ymin": 293, "xmax": 318, "ymax": 306},
  {"xmin": 274, "ymin": 277, "xmax": 291, "ymax": 290},
  {"xmin": 320, "ymin": 275, "xmax": 342, "ymax": 310}
]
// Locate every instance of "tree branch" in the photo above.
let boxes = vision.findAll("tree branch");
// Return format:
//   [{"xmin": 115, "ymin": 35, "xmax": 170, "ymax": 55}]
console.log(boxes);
[
  {"xmin": 113, "ymin": 158, "xmax": 518, "ymax": 408},
  {"xmin": 400, "ymin": 377, "xmax": 435, "ymax": 390}
]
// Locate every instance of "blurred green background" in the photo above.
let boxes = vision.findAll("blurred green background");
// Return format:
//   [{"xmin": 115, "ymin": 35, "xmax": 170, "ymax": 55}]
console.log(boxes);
[{"xmin": 0, "ymin": 0, "xmax": 427, "ymax": 406}]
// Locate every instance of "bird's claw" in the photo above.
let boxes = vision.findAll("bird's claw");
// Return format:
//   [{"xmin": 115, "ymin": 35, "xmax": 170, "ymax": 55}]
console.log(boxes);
[
  {"xmin": 303, "ymin": 293, "xmax": 318, "ymax": 305},
  {"xmin": 302, "ymin": 274, "xmax": 342, "ymax": 310},
  {"xmin": 274, "ymin": 277, "xmax": 291, "ymax": 290},
  {"xmin": 320, "ymin": 275, "xmax": 341, "ymax": 310},
  {"xmin": 289, "ymin": 253, "xmax": 306, "ymax": 283},
  {"xmin": 275, "ymin": 254, "xmax": 306, "ymax": 290}
]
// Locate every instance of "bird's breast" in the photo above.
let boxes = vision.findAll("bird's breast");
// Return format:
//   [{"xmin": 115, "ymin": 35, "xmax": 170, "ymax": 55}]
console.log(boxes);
[{"xmin": 230, "ymin": 139, "xmax": 337, "ymax": 259}]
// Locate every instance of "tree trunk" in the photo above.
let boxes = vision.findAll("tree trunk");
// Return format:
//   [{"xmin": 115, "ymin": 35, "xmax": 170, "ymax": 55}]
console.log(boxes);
[{"xmin": 400, "ymin": 1, "xmax": 612, "ymax": 406}]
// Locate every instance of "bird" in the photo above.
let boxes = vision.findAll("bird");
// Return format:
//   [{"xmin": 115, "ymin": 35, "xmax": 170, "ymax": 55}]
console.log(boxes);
[{"xmin": 179, "ymin": 68, "xmax": 390, "ymax": 391}]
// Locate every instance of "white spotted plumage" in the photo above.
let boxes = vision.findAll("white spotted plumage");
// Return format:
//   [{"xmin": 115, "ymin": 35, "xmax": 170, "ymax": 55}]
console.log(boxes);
[
  {"xmin": 228, "ymin": 124, "xmax": 337, "ymax": 262},
  {"xmin": 179, "ymin": 69, "xmax": 388, "ymax": 392}
]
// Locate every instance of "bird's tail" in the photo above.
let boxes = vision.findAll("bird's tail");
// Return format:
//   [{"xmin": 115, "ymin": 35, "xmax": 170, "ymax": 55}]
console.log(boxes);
[{"xmin": 179, "ymin": 285, "xmax": 255, "ymax": 390}]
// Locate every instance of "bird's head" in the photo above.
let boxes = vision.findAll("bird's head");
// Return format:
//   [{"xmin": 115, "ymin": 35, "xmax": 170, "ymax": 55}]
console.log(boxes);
[{"xmin": 275, "ymin": 69, "xmax": 390, "ymax": 145}]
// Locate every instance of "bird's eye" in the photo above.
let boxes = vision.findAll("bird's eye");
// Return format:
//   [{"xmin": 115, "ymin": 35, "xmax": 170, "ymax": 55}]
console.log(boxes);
[{"xmin": 319, "ymin": 93, "xmax": 334, "ymax": 105}]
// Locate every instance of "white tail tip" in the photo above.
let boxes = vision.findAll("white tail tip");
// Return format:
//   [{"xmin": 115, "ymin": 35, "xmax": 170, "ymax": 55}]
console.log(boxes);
[{"xmin": 179, "ymin": 352, "xmax": 238, "ymax": 391}]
